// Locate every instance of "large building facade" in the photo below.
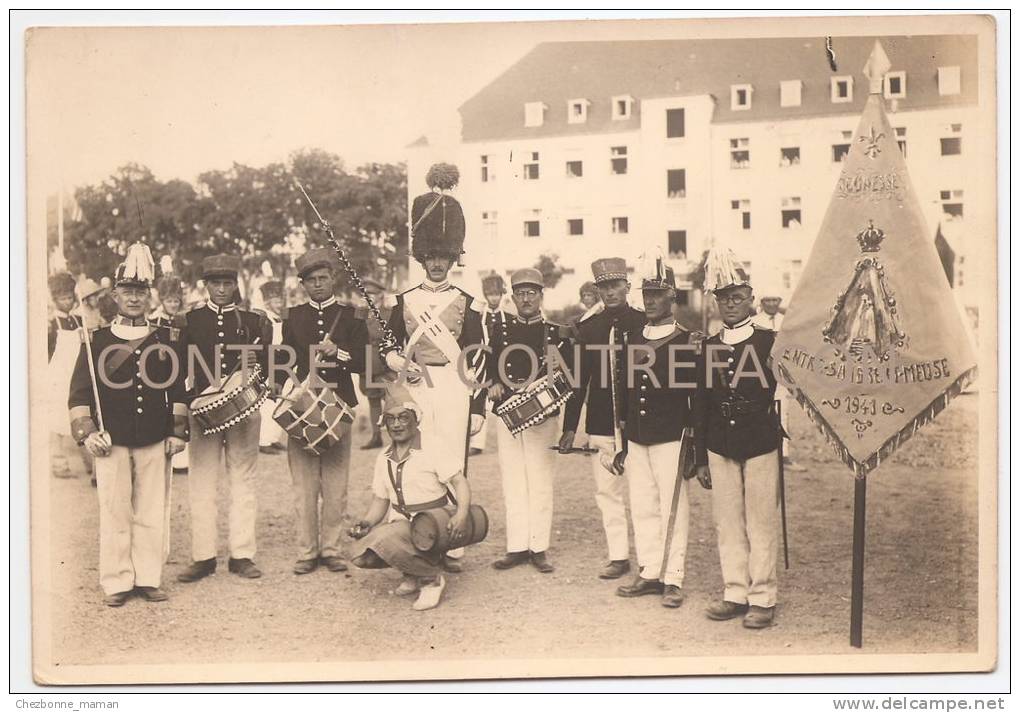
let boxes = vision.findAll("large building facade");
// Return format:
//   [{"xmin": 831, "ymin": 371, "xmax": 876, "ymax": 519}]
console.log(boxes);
[{"xmin": 407, "ymin": 35, "xmax": 986, "ymax": 314}]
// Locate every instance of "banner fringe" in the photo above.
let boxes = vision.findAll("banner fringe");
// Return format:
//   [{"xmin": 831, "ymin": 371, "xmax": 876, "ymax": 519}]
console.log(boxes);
[{"xmin": 774, "ymin": 361, "xmax": 977, "ymax": 479}]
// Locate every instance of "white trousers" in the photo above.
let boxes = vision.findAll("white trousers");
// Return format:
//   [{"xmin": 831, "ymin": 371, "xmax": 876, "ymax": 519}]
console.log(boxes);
[
  {"xmin": 626, "ymin": 440, "xmax": 689, "ymax": 587},
  {"xmin": 589, "ymin": 434, "xmax": 630, "ymax": 561},
  {"xmin": 259, "ymin": 397, "xmax": 286, "ymax": 447},
  {"xmin": 469, "ymin": 412, "xmax": 489, "ymax": 451},
  {"xmin": 708, "ymin": 449, "xmax": 781, "ymax": 608},
  {"xmin": 496, "ymin": 417, "xmax": 555, "ymax": 553},
  {"xmin": 288, "ymin": 422, "xmax": 352, "ymax": 560},
  {"xmin": 406, "ymin": 363, "xmax": 471, "ymax": 452},
  {"xmin": 187, "ymin": 413, "xmax": 260, "ymax": 562},
  {"xmin": 94, "ymin": 441, "xmax": 168, "ymax": 595}
]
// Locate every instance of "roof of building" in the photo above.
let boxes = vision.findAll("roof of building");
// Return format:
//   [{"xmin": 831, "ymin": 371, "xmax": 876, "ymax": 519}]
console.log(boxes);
[{"xmin": 458, "ymin": 35, "xmax": 979, "ymax": 143}]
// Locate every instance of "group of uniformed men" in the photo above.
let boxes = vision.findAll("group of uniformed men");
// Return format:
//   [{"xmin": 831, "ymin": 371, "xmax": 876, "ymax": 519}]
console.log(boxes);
[{"xmin": 58, "ymin": 163, "xmax": 793, "ymax": 627}]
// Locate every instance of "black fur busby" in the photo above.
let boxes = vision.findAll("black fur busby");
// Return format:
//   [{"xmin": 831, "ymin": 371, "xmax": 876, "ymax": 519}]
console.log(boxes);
[{"xmin": 410, "ymin": 163, "xmax": 465, "ymax": 263}]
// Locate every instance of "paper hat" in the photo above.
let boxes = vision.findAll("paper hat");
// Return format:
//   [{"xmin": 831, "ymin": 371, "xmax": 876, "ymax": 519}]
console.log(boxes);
[
  {"xmin": 703, "ymin": 247, "xmax": 750, "ymax": 293},
  {"xmin": 481, "ymin": 272, "xmax": 505, "ymax": 294},
  {"xmin": 591, "ymin": 257, "xmax": 628, "ymax": 284},
  {"xmin": 379, "ymin": 378, "xmax": 423, "ymax": 425},
  {"xmin": 201, "ymin": 254, "xmax": 241, "ymax": 280},
  {"xmin": 510, "ymin": 268, "xmax": 544, "ymax": 290},
  {"xmin": 48, "ymin": 272, "xmax": 76, "ymax": 297},
  {"xmin": 115, "ymin": 242, "xmax": 156, "ymax": 288},
  {"xmin": 410, "ymin": 163, "xmax": 465, "ymax": 262},
  {"xmin": 295, "ymin": 247, "xmax": 337, "ymax": 279}
]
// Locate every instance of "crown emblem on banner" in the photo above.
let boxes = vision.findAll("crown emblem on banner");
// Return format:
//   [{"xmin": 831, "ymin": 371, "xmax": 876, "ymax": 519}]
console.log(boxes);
[{"xmin": 856, "ymin": 220, "xmax": 885, "ymax": 252}]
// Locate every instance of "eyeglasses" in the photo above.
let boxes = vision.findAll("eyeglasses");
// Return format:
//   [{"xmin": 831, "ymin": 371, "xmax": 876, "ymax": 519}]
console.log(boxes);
[
  {"xmin": 716, "ymin": 293, "xmax": 751, "ymax": 306},
  {"xmin": 383, "ymin": 413, "xmax": 415, "ymax": 426},
  {"xmin": 513, "ymin": 289, "xmax": 540, "ymax": 299}
]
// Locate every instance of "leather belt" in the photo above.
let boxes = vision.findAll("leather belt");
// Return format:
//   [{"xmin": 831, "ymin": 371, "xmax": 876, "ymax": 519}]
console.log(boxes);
[{"xmin": 719, "ymin": 400, "xmax": 770, "ymax": 418}]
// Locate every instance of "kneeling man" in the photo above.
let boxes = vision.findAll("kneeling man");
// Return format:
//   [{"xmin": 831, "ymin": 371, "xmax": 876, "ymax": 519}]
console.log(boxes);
[{"xmin": 350, "ymin": 385, "xmax": 472, "ymax": 611}]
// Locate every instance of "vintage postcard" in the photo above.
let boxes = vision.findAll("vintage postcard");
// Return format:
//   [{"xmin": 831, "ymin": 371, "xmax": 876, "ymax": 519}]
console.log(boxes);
[{"xmin": 23, "ymin": 12, "xmax": 999, "ymax": 685}]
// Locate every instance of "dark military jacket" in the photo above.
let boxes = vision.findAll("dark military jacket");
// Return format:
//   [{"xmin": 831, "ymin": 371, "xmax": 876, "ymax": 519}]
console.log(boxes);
[
  {"xmin": 179, "ymin": 302, "xmax": 273, "ymax": 401},
  {"xmin": 694, "ymin": 324, "xmax": 782, "ymax": 463},
  {"xmin": 485, "ymin": 314, "xmax": 574, "ymax": 414},
  {"xmin": 283, "ymin": 298, "xmax": 369, "ymax": 407},
  {"xmin": 561, "ymin": 303, "xmax": 647, "ymax": 438},
  {"xmin": 68, "ymin": 323, "xmax": 189, "ymax": 448},
  {"xmin": 620, "ymin": 325, "xmax": 697, "ymax": 446}
]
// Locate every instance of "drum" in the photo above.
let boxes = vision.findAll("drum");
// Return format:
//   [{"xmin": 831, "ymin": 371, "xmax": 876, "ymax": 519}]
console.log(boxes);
[
  {"xmin": 272, "ymin": 378, "xmax": 354, "ymax": 455},
  {"xmin": 410, "ymin": 504, "xmax": 489, "ymax": 556},
  {"xmin": 190, "ymin": 365, "xmax": 269, "ymax": 436},
  {"xmin": 495, "ymin": 370, "xmax": 573, "ymax": 436}
]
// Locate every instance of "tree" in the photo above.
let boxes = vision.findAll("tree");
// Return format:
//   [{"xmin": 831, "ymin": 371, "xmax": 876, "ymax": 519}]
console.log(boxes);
[{"xmin": 534, "ymin": 253, "xmax": 564, "ymax": 289}]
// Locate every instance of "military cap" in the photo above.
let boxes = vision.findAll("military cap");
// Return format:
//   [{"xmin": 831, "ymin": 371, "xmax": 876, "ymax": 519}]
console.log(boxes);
[
  {"xmin": 591, "ymin": 257, "xmax": 628, "ymax": 284},
  {"xmin": 510, "ymin": 268, "xmax": 544, "ymax": 290},
  {"xmin": 201, "ymin": 254, "xmax": 241, "ymax": 280},
  {"xmin": 295, "ymin": 247, "xmax": 337, "ymax": 279},
  {"xmin": 638, "ymin": 256, "xmax": 676, "ymax": 291}
]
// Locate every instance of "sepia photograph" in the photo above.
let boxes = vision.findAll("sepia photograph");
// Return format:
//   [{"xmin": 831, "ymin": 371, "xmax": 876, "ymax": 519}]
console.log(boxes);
[{"xmin": 17, "ymin": 10, "xmax": 1002, "ymax": 691}]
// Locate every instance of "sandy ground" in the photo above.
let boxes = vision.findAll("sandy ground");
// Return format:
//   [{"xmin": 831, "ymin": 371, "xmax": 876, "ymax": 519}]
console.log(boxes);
[{"xmin": 42, "ymin": 391, "xmax": 979, "ymax": 670}]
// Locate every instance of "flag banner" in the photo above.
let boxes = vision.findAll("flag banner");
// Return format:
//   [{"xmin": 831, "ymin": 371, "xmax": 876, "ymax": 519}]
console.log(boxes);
[{"xmin": 772, "ymin": 44, "xmax": 977, "ymax": 478}]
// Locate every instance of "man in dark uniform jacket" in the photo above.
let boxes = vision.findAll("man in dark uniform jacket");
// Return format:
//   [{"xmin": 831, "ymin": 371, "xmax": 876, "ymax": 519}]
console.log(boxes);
[
  {"xmin": 177, "ymin": 254, "xmax": 273, "ymax": 583},
  {"xmin": 281, "ymin": 247, "xmax": 369, "ymax": 575},
  {"xmin": 68, "ymin": 243, "xmax": 189, "ymax": 606},
  {"xmin": 559, "ymin": 257, "xmax": 647, "ymax": 580},
  {"xmin": 693, "ymin": 248, "xmax": 783, "ymax": 629},
  {"xmin": 472, "ymin": 271, "xmax": 512, "ymax": 455},
  {"xmin": 615, "ymin": 258, "xmax": 698, "ymax": 608},
  {"xmin": 486, "ymin": 268, "xmax": 573, "ymax": 574}
]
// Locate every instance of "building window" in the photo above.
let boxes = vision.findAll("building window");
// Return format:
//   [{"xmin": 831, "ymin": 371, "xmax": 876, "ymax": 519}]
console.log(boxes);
[
  {"xmin": 612, "ymin": 95, "xmax": 633, "ymax": 120},
  {"xmin": 611, "ymin": 217, "xmax": 629, "ymax": 234},
  {"xmin": 894, "ymin": 127, "xmax": 907, "ymax": 157},
  {"xmin": 780, "ymin": 80, "xmax": 802, "ymax": 107},
  {"xmin": 523, "ymin": 220, "xmax": 541, "ymax": 237},
  {"xmin": 731, "ymin": 199, "xmax": 751, "ymax": 230},
  {"xmin": 667, "ymin": 169, "xmax": 686, "ymax": 199},
  {"xmin": 566, "ymin": 160, "xmax": 583, "ymax": 178},
  {"xmin": 941, "ymin": 124, "xmax": 963, "ymax": 156},
  {"xmin": 482, "ymin": 211, "xmax": 498, "ymax": 239},
  {"xmin": 940, "ymin": 189, "xmax": 964, "ymax": 220},
  {"xmin": 610, "ymin": 146, "xmax": 628, "ymax": 175},
  {"xmin": 731, "ymin": 84, "xmax": 752, "ymax": 111},
  {"xmin": 567, "ymin": 98, "xmax": 590, "ymax": 124},
  {"xmin": 567, "ymin": 218, "xmax": 584, "ymax": 236},
  {"xmin": 884, "ymin": 71, "xmax": 907, "ymax": 99},
  {"xmin": 832, "ymin": 143, "xmax": 851, "ymax": 162},
  {"xmin": 480, "ymin": 155, "xmax": 492, "ymax": 183},
  {"xmin": 730, "ymin": 138, "xmax": 750, "ymax": 169},
  {"xmin": 830, "ymin": 76, "xmax": 853, "ymax": 103},
  {"xmin": 666, "ymin": 108, "xmax": 685, "ymax": 138},
  {"xmin": 524, "ymin": 102, "xmax": 546, "ymax": 127},
  {"xmin": 780, "ymin": 147, "xmax": 800, "ymax": 167},
  {"xmin": 781, "ymin": 197, "xmax": 802, "ymax": 228},
  {"xmin": 524, "ymin": 152, "xmax": 540, "ymax": 180},
  {"xmin": 668, "ymin": 230, "xmax": 687, "ymax": 259},
  {"xmin": 938, "ymin": 66, "xmax": 961, "ymax": 96}
]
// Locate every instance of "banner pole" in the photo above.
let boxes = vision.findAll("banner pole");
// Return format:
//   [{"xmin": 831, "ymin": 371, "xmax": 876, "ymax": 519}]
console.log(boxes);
[{"xmin": 850, "ymin": 475, "xmax": 867, "ymax": 648}]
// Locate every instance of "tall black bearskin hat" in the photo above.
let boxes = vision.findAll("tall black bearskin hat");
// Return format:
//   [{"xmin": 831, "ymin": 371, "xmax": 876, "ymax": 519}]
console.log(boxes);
[{"xmin": 410, "ymin": 163, "xmax": 465, "ymax": 264}]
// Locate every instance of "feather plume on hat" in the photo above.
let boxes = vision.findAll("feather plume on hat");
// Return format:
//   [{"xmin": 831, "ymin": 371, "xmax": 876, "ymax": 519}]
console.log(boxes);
[
  {"xmin": 115, "ymin": 242, "xmax": 156, "ymax": 287},
  {"xmin": 703, "ymin": 247, "xmax": 750, "ymax": 293}
]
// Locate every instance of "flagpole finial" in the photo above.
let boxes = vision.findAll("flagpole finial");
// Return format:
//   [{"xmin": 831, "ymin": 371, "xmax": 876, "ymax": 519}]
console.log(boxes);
[{"xmin": 863, "ymin": 40, "xmax": 892, "ymax": 95}]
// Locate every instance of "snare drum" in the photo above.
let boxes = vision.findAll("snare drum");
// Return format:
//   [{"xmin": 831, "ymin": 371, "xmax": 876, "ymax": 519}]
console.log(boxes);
[
  {"xmin": 272, "ymin": 378, "xmax": 354, "ymax": 455},
  {"xmin": 495, "ymin": 370, "xmax": 573, "ymax": 436},
  {"xmin": 190, "ymin": 365, "xmax": 269, "ymax": 436}
]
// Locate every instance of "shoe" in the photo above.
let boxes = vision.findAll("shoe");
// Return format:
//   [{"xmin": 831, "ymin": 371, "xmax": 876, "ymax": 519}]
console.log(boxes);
[
  {"xmin": 530, "ymin": 551, "xmax": 554, "ymax": 573},
  {"xmin": 706, "ymin": 600, "xmax": 749, "ymax": 621},
  {"xmin": 783, "ymin": 457, "xmax": 807, "ymax": 472},
  {"xmin": 412, "ymin": 575, "xmax": 446, "ymax": 611},
  {"xmin": 321, "ymin": 556, "xmax": 348, "ymax": 572},
  {"xmin": 743, "ymin": 605, "xmax": 776, "ymax": 629},
  {"xmin": 361, "ymin": 437, "xmax": 383, "ymax": 450},
  {"xmin": 661, "ymin": 585, "xmax": 685, "ymax": 608},
  {"xmin": 441, "ymin": 555, "xmax": 464, "ymax": 574},
  {"xmin": 177, "ymin": 558, "xmax": 216, "ymax": 583},
  {"xmin": 492, "ymin": 551, "xmax": 530, "ymax": 570},
  {"xmin": 395, "ymin": 576, "xmax": 420, "ymax": 596},
  {"xmin": 103, "ymin": 590, "xmax": 132, "ymax": 607},
  {"xmin": 135, "ymin": 586, "xmax": 169, "ymax": 602},
  {"xmin": 259, "ymin": 445, "xmax": 278, "ymax": 455},
  {"xmin": 228, "ymin": 557, "xmax": 262, "ymax": 579},
  {"xmin": 272, "ymin": 442, "xmax": 287, "ymax": 451},
  {"xmin": 293, "ymin": 558, "xmax": 318, "ymax": 575},
  {"xmin": 616, "ymin": 575, "xmax": 664, "ymax": 598},
  {"xmin": 352, "ymin": 551, "xmax": 388, "ymax": 569},
  {"xmin": 598, "ymin": 560, "xmax": 630, "ymax": 580}
]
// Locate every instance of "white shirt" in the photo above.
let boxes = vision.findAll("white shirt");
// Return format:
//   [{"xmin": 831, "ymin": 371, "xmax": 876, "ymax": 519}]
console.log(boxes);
[{"xmin": 371, "ymin": 440, "xmax": 461, "ymax": 521}]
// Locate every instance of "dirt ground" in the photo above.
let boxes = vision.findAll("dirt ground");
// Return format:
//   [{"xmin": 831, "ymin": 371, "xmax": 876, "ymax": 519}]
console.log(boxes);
[{"xmin": 42, "ymin": 390, "xmax": 979, "ymax": 671}]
